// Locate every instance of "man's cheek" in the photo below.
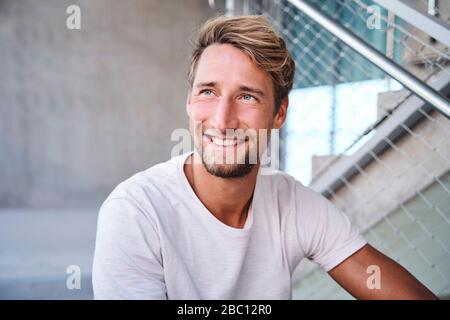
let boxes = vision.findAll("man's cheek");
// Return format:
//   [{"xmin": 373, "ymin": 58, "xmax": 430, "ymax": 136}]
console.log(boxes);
[
  {"xmin": 189, "ymin": 106, "xmax": 211, "ymax": 121},
  {"xmin": 191, "ymin": 120, "xmax": 205, "ymax": 144}
]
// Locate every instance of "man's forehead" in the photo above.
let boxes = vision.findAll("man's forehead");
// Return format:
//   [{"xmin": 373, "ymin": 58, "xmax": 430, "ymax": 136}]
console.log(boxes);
[
  {"xmin": 193, "ymin": 44, "xmax": 273, "ymax": 94},
  {"xmin": 199, "ymin": 43, "xmax": 251, "ymax": 64}
]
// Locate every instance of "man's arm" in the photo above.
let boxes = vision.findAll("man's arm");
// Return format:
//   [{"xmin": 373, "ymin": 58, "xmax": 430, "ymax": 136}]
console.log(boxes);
[
  {"xmin": 93, "ymin": 198, "xmax": 167, "ymax": 299},
  {"xmin": 328, "ymin": 244, "xmax": 438, "ymax": 299}
]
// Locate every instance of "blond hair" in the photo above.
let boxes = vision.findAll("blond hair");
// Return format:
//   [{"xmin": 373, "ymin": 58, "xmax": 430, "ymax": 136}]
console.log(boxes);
[{"xmin": 188, "ymin": 15, "xmax": 295, "ymax": 112}]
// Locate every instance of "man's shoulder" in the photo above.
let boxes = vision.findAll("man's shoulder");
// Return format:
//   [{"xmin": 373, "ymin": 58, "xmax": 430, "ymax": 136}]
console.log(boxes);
[
  {"xmin": 101, "ymin": 153, "xmax": 190, "ymax": 209},
  {"xmin": 261, "ymin": 168, "xmax": 327, "ymax": 206},
  {"xmin": 260, "ymin": 167, "xmax": 301, "ymax": 191}
]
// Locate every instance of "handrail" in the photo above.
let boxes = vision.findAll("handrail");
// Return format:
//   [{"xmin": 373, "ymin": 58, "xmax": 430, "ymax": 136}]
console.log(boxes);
[{"xmin": 287, "ymin": 0, "xmax": 450, "ymax": 119}]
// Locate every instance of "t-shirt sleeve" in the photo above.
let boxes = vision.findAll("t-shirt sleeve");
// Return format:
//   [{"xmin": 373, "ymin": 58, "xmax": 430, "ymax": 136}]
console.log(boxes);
[
  {"xmin": 92, "ymin": 197, "xmax": 167, "ymax": 299},
  {"xmin": 295, "ymin": 183, "xmax": 367, "ymax": 272}
]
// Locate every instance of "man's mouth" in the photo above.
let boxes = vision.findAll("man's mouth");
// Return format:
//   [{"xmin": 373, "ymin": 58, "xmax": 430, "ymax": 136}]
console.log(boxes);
[{"xmin": 204, "ymin": 134, "xmax": 248, "ymax": 147}]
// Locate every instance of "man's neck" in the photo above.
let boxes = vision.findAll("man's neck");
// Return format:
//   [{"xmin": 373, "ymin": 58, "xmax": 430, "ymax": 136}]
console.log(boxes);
[{"xmin": 184, "ymin": 152, "xmax": 258, "ymax": 229}]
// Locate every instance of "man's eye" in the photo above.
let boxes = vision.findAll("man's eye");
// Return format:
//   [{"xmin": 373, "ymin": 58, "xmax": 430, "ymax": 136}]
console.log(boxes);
[
  {"xmin": 242, "ymin": 94, "xmax": 256, "ymax": 101},
  {"xmin": 199, "ymin": 89, "xmax": 213, "ymax": 96}
]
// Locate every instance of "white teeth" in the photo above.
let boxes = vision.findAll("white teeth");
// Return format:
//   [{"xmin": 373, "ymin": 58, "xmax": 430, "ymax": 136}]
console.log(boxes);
[{"xmin": 211, "ymin": 137, "xmax": 241, "ymax": 146}]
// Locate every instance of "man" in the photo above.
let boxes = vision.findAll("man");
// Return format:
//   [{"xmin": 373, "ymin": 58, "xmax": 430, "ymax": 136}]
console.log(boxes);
[{"xmin": 92, "ymin": 15, "xmax": 437, "ymax": 300}]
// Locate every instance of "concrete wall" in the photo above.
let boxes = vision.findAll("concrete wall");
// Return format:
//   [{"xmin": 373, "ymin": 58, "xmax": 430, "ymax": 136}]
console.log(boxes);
[{"xmin": 0, "ymin": 0, "xmax": 215, "ymax": 208}]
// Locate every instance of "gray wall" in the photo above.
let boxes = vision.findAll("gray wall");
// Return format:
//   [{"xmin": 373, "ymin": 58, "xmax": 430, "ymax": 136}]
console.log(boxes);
[{"xmin": 0, "ymin": 0, "xmax": 215, "ymax": 208}]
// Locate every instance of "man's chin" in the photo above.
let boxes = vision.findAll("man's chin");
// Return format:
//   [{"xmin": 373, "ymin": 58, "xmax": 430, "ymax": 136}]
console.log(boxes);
[{"xmin": 203, "ymin": 162, "xmax": 255, "ymax": 178}]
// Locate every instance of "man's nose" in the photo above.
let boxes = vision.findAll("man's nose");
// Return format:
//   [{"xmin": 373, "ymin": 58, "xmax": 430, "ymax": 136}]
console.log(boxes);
[{"xmin": 210, "ymin": 96, "xmax": 239, "ymax": 130}]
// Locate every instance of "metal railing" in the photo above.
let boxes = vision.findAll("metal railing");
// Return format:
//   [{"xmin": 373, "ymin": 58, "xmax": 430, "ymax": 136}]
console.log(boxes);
[{"xmin": 289, "ymin": 0, "xmax": 450, "ymax": 118}]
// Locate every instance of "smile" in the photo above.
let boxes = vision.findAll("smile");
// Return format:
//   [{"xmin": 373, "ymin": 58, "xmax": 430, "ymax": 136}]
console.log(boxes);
[{"xmin": 204, "ymin": 135, "xmax": 248, "ymax": 147}]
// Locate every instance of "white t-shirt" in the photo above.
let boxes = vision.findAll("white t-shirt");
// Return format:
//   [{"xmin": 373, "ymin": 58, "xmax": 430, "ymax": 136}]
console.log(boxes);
[{"xmin": 92, "ymin": 152, "xmax": 367, "ymax": 299}]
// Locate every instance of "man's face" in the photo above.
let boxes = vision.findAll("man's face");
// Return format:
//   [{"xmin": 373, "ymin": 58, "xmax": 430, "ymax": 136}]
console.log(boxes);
[{"xmin": 187, "ymin": 43, "xmax": 286, "ymax": 178}]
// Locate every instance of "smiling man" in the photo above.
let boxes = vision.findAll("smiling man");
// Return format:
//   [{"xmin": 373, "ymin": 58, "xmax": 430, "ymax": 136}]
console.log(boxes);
[{"xmin": 92, "ymin": 15, "xmax": 437, "ymax": 300}]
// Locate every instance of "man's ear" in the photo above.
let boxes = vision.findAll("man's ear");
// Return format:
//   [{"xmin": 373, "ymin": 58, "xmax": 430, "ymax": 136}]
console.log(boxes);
[{"xmin": 273, "ymin": 96, "xmax": 289, "ymax": 129}]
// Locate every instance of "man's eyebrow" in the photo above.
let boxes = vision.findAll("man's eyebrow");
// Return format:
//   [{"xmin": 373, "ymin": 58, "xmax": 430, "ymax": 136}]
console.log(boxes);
[
  {"xmin": 194, "ymin": 82, "xmax": 266, "ymax": 97},
  {"xmin": 239, "ymin": 85, "xmax": 266, "ymax": 97},
  {"xmin": 195, "ymin": 81, "xmax": 217, "ymax": 88}
]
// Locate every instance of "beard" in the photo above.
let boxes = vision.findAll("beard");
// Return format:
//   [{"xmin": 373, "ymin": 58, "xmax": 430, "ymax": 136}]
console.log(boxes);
[
  {"xmin": 192, "ymin": 122, "xmax": 269, "ymax": 179},
  {"xmin": 204, "ymin": 159, "xmax": 254, "ymax": 178},
  {"xmin": 200, "ymin": 147, "xmax": 254, "ymax": 178}
]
